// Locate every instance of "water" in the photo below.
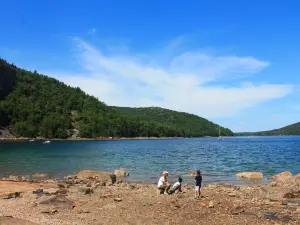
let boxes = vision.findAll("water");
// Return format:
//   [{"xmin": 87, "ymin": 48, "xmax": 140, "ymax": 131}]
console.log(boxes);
[{"xmin": 0, "ymin": 136, "xmax": 300, "ymax": 185}]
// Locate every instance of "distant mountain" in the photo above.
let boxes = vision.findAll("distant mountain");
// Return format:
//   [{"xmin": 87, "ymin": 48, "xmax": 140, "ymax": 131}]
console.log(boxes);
[
  {"xmin": 235, "ymin": 122, "xmax": 300, "ymax": 136},
  {"xmin": 112, "ymin": 107, "xmax": 233, "ymax": 137},
  {"xmin": 0, "ymin": 57, "xmax": 233, "ymax": 138}
]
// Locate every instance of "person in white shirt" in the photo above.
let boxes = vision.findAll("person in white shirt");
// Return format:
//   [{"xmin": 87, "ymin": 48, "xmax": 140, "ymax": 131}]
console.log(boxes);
[{"xmin": 157, "ymin": 171, "xmax": 171, "ymax": 194}]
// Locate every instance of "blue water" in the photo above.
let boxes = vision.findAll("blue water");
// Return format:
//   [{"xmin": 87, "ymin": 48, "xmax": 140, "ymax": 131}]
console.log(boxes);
[{"xmin": 0, "ymin": 137, "xmax": 300, "ymax": 185}]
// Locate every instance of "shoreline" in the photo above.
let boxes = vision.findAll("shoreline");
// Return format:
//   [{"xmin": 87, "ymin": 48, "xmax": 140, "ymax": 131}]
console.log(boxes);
[
  {"xmin": 0, "ymin": 136, "xmax": 186, "ymax": 143},
  {"xmin": 0, "ymin": 170, "xmax": 299, "ymax": 224}
]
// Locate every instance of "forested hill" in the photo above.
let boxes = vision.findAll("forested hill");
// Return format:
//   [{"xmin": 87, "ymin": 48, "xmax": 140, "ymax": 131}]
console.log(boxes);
[
  {"xmin": 0, "ymin": 58, "xmax": 233, "ymax": 138},
  {"xmin": 112, "ymin": 107, "xmax": 233, "ymax": 137},
  {"xmin": 235, "ymin": 122, "xmax": 300, "ymax": 136}
]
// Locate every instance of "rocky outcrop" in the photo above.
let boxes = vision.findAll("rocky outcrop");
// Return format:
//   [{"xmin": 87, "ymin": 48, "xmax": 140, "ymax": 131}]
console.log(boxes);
[
  {"xmin": 270, "ymin": 171, "xmax": 292, "ymax": 183},
  {"xmin": 114, "ymin": 169, "xmax": 129, "ymax": 177},
  {"xmin": 236, "ymin": 172, "xmax": 263, "ymax": 180},
  {"xmin": 76, "ymin": 170, "xmax": 112, "ymax": 181}
]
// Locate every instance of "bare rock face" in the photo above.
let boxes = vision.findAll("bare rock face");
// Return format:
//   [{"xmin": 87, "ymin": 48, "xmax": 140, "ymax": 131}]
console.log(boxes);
[
  {"xmin": 236, "ymin": 172, "xmax": 263, "ymax": 180},
  {"xmin": 270, "ymin": 171, "xmax": 292, "ymax": 183}
]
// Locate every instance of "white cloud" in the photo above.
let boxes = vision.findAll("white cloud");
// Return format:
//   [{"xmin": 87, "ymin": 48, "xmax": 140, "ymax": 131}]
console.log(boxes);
[{"xmin": 49, "ymin": 38, "xmax": 293, "ymax": 119}]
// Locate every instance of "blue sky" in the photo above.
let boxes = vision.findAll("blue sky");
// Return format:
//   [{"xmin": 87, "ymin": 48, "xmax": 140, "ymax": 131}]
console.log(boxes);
[{"xmin": 1, "ymin": 0, "xmax": 300, "ymax": 132}]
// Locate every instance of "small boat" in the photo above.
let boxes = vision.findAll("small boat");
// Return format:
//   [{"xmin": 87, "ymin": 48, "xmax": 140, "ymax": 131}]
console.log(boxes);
[
  {"xmin": 218, "ymin": 126, "xmax": 222, "ymax": 140},
  {"xmin": 43, "ymin": 141, "xmax": 51, "ymax": 144},
  {"xmin": 29, "ymin": 139, "xmax": 35, "ymax": 142}
]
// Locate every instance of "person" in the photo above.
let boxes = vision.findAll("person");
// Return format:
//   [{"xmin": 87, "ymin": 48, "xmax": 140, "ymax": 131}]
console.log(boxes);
[
  {"xmin": 157, "ymin": 171, "xmax": 171, "ymax": 194},
  {"xmin": 169, "ymin": 177, "xmax": 183, "ymax": 194},
  {"xmin": 194, "ymin": 170, "xmax": 202, "ymax": 199}
]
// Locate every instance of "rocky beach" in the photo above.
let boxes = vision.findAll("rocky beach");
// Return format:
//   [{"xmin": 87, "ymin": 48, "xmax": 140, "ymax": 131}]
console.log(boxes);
[{"xmin": 0, "ymin": 170, "xmax": 299, "ymax": 225}]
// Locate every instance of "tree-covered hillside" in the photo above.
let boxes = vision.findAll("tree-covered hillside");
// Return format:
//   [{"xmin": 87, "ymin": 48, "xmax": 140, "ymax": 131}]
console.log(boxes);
[
  {"xmin": 0, "ymin": 58, "xmax": 233, "ymax": 138},
  {"xmin": 235, "ymin": 122, "xmax": 300, "ymax": 136},
  {"xmin": 112, "ymin": 107, "xmax": 233, "ymax": 137}
]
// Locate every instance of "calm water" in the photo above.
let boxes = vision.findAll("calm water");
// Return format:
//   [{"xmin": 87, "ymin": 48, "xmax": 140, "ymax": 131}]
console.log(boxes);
[{"xmin": 0, "ymin": 137, "xmax": 300, "ymax": 185}]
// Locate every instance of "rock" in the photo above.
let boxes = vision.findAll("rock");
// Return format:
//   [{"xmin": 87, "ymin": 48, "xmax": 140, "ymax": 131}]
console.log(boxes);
[
  {"xmin": 228, "ymin": 193, "xmax": 236, "ymax": 197},
  {"xmin": 8, "ymin": 175, "xmax": 21, "ymax": 181},
  {"xmin": 39, "ymin": 195, "xmax": 74, "ymax": 209},
  {"xmin": 40, "ymin": 209, "xmax": 58, "ymax": 214},
  {"xmin": 208, "ymin": 201, "xmax": 214, "ymax": 208},
  {"xmin": 65, "ymin": 175, "xmax": 76, "ymax": 180},
  {"xmin": 31, "ymin": 173, "xmax": 52, "ymax": 180},
  {"xmin": 1, "ymin": 192, "xmax": 21, "ymax": 199},
  {"xmin": 114, "ymin": 198, "xmax": 122, "ymax": 202},
  {"xmin": 86, "ymin": 182, "xmax": 92, "ymax": 187},
  {"xmin": 110, "ymin": 174, "xmax": 117, "ymax": 184},
  {"xmin": 57, "ymin": 188, "xmax": 68, "ymax": 195},
  {"xmin": 32, "ymin": 189, "xmax": 44, "ymax": 195},
  {"xmin": 236, "ymin": 172, "xmax": 263, "ymax": 180},
  {"xmin": 79, "ymin": 187, "xmax": 94, "ymax": 195},
  {"xmin": 200, "ymin": 203, "xmax": 208, "ymax": 207},
  {"xmin": 270, "ymin": 171, "xmax": 292, "ymax": 183},
  {"xmin": 114, "ymin": 170, "xmax": 129, "ymax": 177},
  {"xmin": 43, "ymin": 188, "xmax": 58, "ymax": 195},
  {"xmin": 230, "ymin": 206, "xmax": 245, "ymax": 215},
  {"xmin": 117, "ymin": 180, "xmax": 123, "ymax": 184},
  {"xmin": 283, "ymin": 190, "xmax": 300, "ymax": 198},
  {"xmin": 129, "ymin": 184, "xmax": 136, "ymax": 189},
  {"xmin": 76, "ymin": 170, "xmax": 111, "ymax": 181},
  {"xmin": 57, "ymin": 183, "xmax": 65, "ymax": 188}
]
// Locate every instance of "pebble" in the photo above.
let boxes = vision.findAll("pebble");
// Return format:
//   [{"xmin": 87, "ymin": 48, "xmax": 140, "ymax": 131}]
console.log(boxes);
[
  {"xmin": 114, "ymin": 198, "xmax": 122, "ymax": 202},
  {"xmin": 208, "ymin": 201, "xmax": 214, "ymax": 208},
  {"xmin": 228, "ymin": 193, "xmax": 236, "ymax": 197},
  {"xmin": 40, "ymin": 209, "xmax": 58, "ymax": 214}
]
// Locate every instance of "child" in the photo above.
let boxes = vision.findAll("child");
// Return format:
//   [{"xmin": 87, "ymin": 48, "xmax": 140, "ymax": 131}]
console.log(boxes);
[
  {"xmin": 194, "ymin": 170, "xmax": 202, "ymax": 199},
  {"xmin": 157, "ymin": 171, "xmax": 171, "ymax": 194},
  {"xmin": 169, "ymin": 177, "xmax": 183, "ymax": 194}
]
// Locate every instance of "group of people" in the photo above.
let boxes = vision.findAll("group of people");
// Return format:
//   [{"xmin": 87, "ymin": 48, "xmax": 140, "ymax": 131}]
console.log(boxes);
[{"xmin": 157, "ymin": 170, "xmax": 202, "ymax": 198}]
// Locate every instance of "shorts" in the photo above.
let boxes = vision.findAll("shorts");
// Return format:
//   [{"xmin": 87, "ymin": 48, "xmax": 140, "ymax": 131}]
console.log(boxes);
[{"xmin": 195, "ymin": 186, "xmax": 201, "ymax": 191}]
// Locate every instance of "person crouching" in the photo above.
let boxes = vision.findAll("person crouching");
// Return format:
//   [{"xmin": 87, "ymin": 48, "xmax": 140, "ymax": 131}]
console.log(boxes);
[
  {"xmin": 157, "ymin": 171, "xmax": 171, "ymax": 194},
  {"xmin": 168, "ymin": 177, "xmax": 183, "ymax": 194}
]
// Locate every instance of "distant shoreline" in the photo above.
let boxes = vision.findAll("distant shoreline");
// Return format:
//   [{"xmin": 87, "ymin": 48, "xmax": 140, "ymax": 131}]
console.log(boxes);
[{"xmin": 0, "ymin": 136, "xmax": 186, "ymax": 143}]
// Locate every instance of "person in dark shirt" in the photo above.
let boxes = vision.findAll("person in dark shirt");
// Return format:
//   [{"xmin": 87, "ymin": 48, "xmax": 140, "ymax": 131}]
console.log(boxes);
[{"xmin": 194, "ymin": 170, "xmax": 202, "ymax": 199}]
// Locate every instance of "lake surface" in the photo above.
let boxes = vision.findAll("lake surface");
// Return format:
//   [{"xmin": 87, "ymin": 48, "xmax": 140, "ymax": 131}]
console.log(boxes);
[{"xmin": 0, "ymin": 137, "xmax": 300, "ymax": 185}]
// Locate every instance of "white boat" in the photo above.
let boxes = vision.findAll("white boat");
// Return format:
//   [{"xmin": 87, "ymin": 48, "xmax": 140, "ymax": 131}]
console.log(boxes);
[
  {"xmin": 218, "ymin": 126, "xmax": 222, "ymax": 140},
  {"xmin": 43, "ymin": 141, "xmax": 51, "ymax": 144},
  {"xmin": 29, "ymin": 139, "xmax": 35, "ymax": 142}
]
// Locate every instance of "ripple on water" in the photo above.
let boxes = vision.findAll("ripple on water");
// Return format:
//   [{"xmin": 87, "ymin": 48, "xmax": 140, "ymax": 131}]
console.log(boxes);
[{"xmin": 0, "ymin": 136, "xmax": 300, "ymax": 184}]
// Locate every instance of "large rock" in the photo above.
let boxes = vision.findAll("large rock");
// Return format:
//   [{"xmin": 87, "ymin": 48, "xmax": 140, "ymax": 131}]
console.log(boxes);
[
  {"xmin": 43, "ymin": 188, "xmax": 59, "ymax": 195},
  {"xmin": 76, "ymin": 170, "xmax": 111, "ymax": 181},
  {"xmin": 270, "ymin": 171, "xmax": 292, "ymax": 183},
  {"xmin": 114, "ymin": 170, "xmax": 129, "ymax": 177},
  {"xmin": 236, "ymin": 172, "xmax": 263, "ymax": 180}
]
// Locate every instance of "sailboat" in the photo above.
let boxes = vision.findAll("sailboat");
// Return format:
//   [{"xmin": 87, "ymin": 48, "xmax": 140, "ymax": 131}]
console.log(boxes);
[{"xmin": 218, "ymin": 126, "xmax": 222, "ymax": 140}]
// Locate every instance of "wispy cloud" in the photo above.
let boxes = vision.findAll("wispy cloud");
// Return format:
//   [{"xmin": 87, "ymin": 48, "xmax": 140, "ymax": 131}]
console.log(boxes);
[{"xmin": 49, "ymin": 37, "xmax": 293, "ymax": 119}]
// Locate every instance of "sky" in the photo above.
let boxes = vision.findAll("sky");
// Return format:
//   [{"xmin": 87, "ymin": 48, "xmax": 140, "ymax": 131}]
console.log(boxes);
[{"xmin": 1, "ymin": 0, "xmax": 300, "ymax": 132}]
